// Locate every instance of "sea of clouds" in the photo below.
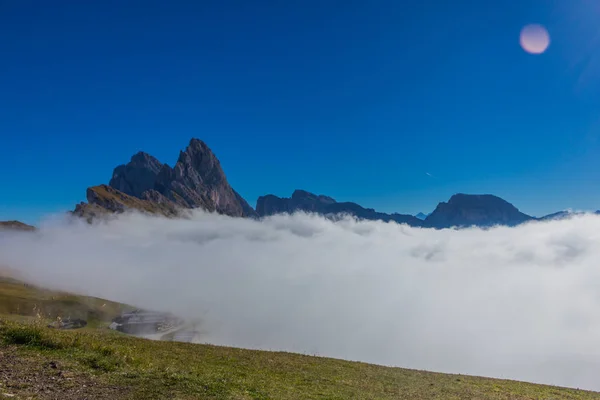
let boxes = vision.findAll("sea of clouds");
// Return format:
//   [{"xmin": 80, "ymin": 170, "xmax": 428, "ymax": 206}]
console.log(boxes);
[{"xmin": 2, "ymin": 211, "xmax": 600, "ymax": 390}]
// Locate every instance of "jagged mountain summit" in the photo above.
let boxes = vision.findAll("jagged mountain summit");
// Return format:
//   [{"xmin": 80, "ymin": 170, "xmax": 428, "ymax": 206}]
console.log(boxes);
[
  {"xmin": 424, "ymin": 193, "xmax": 533, "ymax": 228},
  {"xmin": 74, "ymin": 139, "xmax": 256, "ymax": 219},
  {"xmin": 256, "ymin": 190, "xmax": 423, "ymax": 226}
]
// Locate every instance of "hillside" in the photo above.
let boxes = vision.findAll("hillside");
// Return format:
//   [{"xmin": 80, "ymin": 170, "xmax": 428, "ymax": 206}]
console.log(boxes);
[
  {"xmin": 0, "ymin": 276, "xmax": 130, "ymax": 325},
  {"xmin": 1, "ymin": 277, "xmax": 597, "ymax": 399},
  {"xmin": 1, "ymin": 319, "xmax": 599, "ymax": 400},
  {"xmin": 0, "ymin": 221, "xmax": 35, "ymax": 231},
  {"xmin": 73, "ymin": 185, "xmax": 183, "ymax": 221}
]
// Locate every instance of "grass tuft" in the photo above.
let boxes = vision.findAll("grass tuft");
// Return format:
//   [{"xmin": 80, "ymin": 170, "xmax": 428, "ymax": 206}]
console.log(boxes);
[{"xmin": 2, "ymin": 323, "xmax": 63, "ymax": 350}]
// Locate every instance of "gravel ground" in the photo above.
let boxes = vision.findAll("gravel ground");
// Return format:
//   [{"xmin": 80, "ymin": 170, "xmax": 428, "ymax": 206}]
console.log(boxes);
[{"xmin": 0, "ymin": 347, "xmax": 129, "ymax": 400}]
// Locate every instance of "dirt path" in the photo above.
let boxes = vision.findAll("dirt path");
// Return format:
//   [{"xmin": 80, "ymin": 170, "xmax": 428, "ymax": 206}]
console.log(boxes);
[{"xmin": 0, "ymin": 347, "xmax": 129, "ymax": 399}]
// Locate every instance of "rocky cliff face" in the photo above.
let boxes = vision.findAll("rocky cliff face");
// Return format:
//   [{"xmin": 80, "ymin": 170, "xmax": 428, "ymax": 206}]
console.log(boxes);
[
  {"xmin": 256, "ymin": 190, "xmax": 423, "ymax": 226},
  {"xmin": 424, "ymin": 194, "xmax": 533, "ymax": 228},
  {"xmin": 109, "ymin": 152, "xmax": 164, "ymax": 199},
  {"xmin": 75, "ymin": 139, "xmax": 256, "ymax": 219}
]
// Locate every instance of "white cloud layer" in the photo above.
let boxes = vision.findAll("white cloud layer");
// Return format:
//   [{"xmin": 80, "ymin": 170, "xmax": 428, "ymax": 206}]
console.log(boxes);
[{"xmin": 2, "ymin": 212, "xmax": 600, "ymax": 390}]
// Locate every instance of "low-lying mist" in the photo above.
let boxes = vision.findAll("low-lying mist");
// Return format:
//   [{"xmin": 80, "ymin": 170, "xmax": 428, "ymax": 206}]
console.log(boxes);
[{"xmin": 2, "ymin": 212, "xmax": 600, "ymax": 390}]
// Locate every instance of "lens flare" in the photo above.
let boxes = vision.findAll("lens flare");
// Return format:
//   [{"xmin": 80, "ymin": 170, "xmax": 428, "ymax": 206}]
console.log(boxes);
[{"xmin": 520, "ymin": 24, "xmax": 550, "ymax": 54}]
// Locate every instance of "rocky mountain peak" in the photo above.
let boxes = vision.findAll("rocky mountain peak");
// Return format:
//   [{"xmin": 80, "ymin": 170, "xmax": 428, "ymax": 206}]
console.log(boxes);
[
  {"xmin": 76, "ymin": 139, "xmax": 256, "ymax": 219},
  {"xmin": 109, "ymin": 152, "xmax": 164, "ymax": 198},
  {"xmin": 130, "ymin": 151, "xmax": 162, "ymax": 167},
  {"xmin": 178, "ymin": 138, "xmax": 218, "ymax": 166},
  {"xmin": 173, "ymin": 138, "xmax": 227, "ymax": 188},
  {"xmin": 424, "ymin": 193, "xmax": 533, "ymax": 228}
]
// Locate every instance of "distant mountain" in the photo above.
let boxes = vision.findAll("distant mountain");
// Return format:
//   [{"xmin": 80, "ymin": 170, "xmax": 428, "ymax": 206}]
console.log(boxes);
[
  {"xmin": 74, "ymin": 139, "xmax": 256, "ymax": 220},
  {"xmin": 424, "ymin": 194, "xmax": 533, "ymax": 229},
  {"xmin": 538, "ymin": 210, "xmax": 586, "ymax": 221},
  {"xmin": 415, "ymin": 212, "xmax": 428, "ymax": 220},
  {"xmin": 61, "ymin": 138, "xmax": 597, "ymax": 228},
  {"xmin": 0, "ymin": 221, "xmax": 35, "ymax": 231},
  {"xmin": 256, "ymin": 190, "xmax": 423, "ymax": 226}
]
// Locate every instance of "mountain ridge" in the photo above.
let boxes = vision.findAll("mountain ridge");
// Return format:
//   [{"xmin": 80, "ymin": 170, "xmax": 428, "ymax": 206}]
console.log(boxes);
[
  {"xmin": 63, "ymin": 138, "xmax": 599, "ymax": 228},
  {"xmin": 256, "ymin": 190, "xmax": 423, "ymax": 226}
]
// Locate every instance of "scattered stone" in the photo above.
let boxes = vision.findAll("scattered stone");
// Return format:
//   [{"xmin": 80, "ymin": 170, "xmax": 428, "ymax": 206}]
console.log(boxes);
[{"xmin": 0, "ymin": 348, "xmax": 129, "ymax": 399}]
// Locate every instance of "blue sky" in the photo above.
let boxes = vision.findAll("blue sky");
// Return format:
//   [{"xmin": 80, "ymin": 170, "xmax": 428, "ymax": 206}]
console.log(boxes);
[{"xmin": 2, "ymin": 1, "xmax": 600, "ymax": 224}]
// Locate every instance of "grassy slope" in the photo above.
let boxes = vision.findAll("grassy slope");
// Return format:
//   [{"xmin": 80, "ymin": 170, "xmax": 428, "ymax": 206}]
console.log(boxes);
[
  {"xmin": 1, "ymin": 320, "xmax": 599, "ymax": 400},
  {"xmin": 0, "ymin": 277, "xmax": 130, "ymax": 326},
  {"xmin": 0, "ymin": 221, "xmax": 35, "ymax": 231},
  {"xmin": 1, "ymin": 278, "xmax": 599, "ymax": 399},
  {"xmin": 74, "ymin": 185, "xmax": 181, "ymax": 219}
]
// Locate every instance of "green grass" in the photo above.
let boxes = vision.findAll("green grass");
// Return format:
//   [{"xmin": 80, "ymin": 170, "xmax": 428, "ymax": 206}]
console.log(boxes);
[
  {"xmin": 1, "ymin": 277, "xmax": 598, "ymax": 399},
  {"xmin": 75, "ymin": 184, "xmax": 182, "ymax": 219},
  {"xmin": 1, "ymin": 319, "xmax": 599, "ymax": 400},
  {"xmin": 0, "ymin": 276, "xmax": 131, "ymax": 326}
]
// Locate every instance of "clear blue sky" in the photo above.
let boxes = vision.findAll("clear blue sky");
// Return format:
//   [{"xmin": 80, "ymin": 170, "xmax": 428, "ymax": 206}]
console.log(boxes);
[{"xmin": 2, "ymin": 1, "xmax": 600, "ymax": 224}]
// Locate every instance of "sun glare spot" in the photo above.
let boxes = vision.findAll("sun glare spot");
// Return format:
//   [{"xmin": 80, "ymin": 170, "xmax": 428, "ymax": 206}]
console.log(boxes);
[{"xmin": 520, "ymin": 24, "xmax": 550, "ymax": 54}]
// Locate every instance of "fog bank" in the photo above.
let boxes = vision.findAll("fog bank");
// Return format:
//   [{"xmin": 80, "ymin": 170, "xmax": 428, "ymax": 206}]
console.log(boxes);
[{"xmin": 2, "ymin": 212, "xmax": 600, "ymax": 390}]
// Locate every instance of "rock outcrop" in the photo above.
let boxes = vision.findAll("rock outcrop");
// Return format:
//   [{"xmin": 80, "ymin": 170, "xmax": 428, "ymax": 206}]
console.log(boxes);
[
  {"xmin": 74, "ymin": 139, "xmax": 256, "ymax": 219},
  {"xmin": 424, "ymin": 194, "xmax": 533, "ymax": 228},
  {"xmin": 256, "ymin": 190, "xmax": 423, "ymax": 226}
]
